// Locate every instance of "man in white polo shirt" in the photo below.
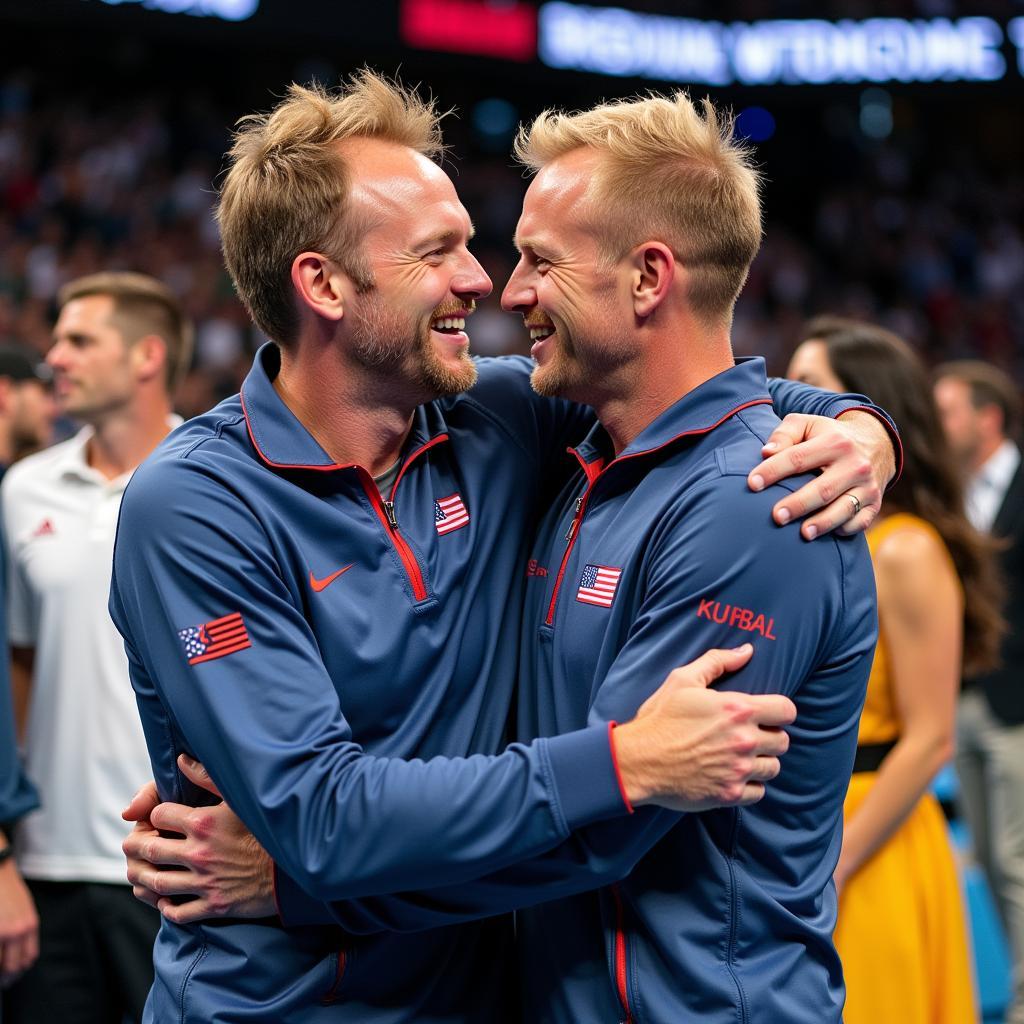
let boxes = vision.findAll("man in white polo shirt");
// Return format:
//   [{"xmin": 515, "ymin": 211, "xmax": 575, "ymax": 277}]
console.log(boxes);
[{"xmin": 1, "ymin": 273, "xmax": 192, "ymax": 1024}]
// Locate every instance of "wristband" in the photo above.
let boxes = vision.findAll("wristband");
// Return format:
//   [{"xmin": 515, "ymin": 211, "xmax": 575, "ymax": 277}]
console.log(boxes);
[{"xmin": 0, "ymin": 845, "xmax": 13, "ymax": 865}]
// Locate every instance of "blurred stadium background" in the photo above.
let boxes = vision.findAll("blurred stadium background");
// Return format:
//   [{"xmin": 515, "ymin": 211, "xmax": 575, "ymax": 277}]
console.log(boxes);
[{"xmin": 1, "ymin": 0, "xmax": 1022, "ymax": 416}]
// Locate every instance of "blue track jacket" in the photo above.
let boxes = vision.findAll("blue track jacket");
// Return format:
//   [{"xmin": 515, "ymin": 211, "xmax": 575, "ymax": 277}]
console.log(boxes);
[
  {"xmin": 109, "ymin": 346, "xmax": 884, "ymax": 1023},
  {"xmin": 513, "ymin": 357, "xmax": 877, "ymax": 1022}
]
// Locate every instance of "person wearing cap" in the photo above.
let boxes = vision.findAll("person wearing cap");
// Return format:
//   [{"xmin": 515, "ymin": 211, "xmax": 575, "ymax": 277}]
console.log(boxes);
[{"xmin": 0, "ymin": 347, "xmax": 54, "ymax": 477}]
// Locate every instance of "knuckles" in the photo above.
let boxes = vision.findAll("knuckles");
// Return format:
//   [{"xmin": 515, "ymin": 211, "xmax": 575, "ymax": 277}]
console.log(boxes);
[
  {"xmin": 785, "ymin": 447, "xmax": 807, "ymax": 474},
  {"xmin": 851, "ymin": 458, "xmax": 872, "ymax": 481},
  {"xmin": 720, "ymin": 782, "xmax": 745, "ymax": 805},
  {"xmin": 189, "ymin": 811, "xmax": 218, "ymax": 842},
  {"xmin": 188, "ymin": 844, "xmax": 213, "ymax": 872},
  {"xmin": 731, "ymin": 734, "xmax": 758, "ymax": 757},
  {"xmin": 817, "ymin": 477, "xmax": 837, "ymax": 504},
  {"xmin": 206, "ymin": 893, "xmax": 229, "ymax": 917}
]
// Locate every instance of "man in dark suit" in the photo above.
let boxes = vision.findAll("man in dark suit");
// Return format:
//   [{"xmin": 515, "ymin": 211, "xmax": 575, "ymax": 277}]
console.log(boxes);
[{"xmin": 935, "ymin": 361, "xmax": 1024, "ymax": 1024}]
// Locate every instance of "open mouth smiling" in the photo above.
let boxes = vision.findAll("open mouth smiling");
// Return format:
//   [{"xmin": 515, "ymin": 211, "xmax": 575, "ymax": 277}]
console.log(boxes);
[{"xmin": 430, "ymin": 315, "xmax": 467, "ymax": 335}]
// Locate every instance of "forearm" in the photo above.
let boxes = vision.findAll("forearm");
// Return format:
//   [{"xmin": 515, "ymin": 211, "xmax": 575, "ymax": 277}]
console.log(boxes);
[
  {"xmin": 839, "ymin": 729, "xmax": 953, "ymax": 880},
  {"xmin": 275, "ymin": 806, "xmax": 675, "ymax": 932},
  {"xmin": 278, "ymin": 644, "xmax": 795, "ymax": 928},
  {"xmin": 191, "ymin": 722, "xmax": 631, "ymax": 902}
]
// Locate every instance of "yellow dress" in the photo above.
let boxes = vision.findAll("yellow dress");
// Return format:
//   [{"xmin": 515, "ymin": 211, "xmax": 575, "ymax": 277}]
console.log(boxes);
[{"xmin": 834, "ymin": 513, "xmax": 976, "ymax": 1024}]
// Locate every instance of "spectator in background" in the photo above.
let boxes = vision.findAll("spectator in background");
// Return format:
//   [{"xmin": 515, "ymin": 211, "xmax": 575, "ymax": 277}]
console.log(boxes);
[
  {"xmin": 0, "ymin": 272, "xmax": 192, "ymax": 1024},
  {"xmin": 934, "ymin": 360, "xmax": 1024, "ymax": 1024},
  {"xmin": 788, "ymin": 318, "xmax": 1002, "ymax": 1024},
  {"xmin": 2, "ymin": 74, "xmax": 1024, "ymax": 403},
  {"xmin": 0, "ymin": 344, "xmax": 54, "ymax": 990},
  {"xmin": 0, "ymin": 347, "xmax": 54, "ymax": 472},
  {"xmin": 0, "ymin": 564, "xmax": 37, "ymax": 998}
]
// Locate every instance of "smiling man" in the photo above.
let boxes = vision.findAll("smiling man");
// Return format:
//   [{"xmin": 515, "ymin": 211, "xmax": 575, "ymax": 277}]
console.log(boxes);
[
  {"xmin": 496, "ymin": 96, "xmax": 878, "ymax": 1022},
  {"xmin": 111, "ymin": 75, "xmax": 895, "ymax": 1023}
]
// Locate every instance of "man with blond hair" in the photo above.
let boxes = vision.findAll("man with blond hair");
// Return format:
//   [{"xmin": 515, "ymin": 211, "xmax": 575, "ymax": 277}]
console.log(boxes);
[
  {"xmin": 1, "ymin": 272, "xmax": 191, "ymax": 1023},
  {"xmin": 112, "ymin": 74, "xmax": 895, "ymax": 1022}
]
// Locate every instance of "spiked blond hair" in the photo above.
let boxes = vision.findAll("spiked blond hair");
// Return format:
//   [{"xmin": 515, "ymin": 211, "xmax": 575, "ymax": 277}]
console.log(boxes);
[
  {"xmin": 217, "ymin": 70, "xmax": 445, "ymax": 345},
  {"xmin": 515, "ymin": 93, "xmax": 762, "ymax": 323}
]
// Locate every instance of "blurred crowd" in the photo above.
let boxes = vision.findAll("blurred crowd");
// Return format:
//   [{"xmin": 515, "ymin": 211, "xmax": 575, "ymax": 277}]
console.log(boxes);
[{"xmin": 1, "ymin": 72, "xmax": 1023, "ymax": 414}]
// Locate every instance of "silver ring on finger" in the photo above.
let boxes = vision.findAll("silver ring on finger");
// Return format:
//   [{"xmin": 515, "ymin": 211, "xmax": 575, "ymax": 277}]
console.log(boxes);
[{"xmin": 844, "ymin": 492, "xmax": 862, "ymax": 518}]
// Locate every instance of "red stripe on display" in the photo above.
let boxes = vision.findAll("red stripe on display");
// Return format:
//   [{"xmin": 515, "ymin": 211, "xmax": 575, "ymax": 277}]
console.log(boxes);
[{"xmin": 400, "ymin": 0, "xmax": 536, "ymax": 61}]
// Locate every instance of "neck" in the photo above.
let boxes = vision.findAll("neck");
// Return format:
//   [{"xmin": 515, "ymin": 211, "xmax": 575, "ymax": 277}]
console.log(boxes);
[
  {"xmin": 592, "ymin": 321, "xmax": 734, "ymax": 455},
  {"xmin": 970, "ymin": 434, "xmax": 1007, "ymax": 477},
  {"xmin": 86, "ymin": 391, "xmax": 173, "ymax": 479},
  {"xmin": 274, "ymin": 342, "xmax": 416, "ymax": 476}
]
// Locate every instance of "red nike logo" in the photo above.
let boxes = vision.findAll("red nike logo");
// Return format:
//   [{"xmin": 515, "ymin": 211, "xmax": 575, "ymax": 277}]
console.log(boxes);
[{"xmin": 309, "ymin": 564, "xmax": 354, "ymax": 593}]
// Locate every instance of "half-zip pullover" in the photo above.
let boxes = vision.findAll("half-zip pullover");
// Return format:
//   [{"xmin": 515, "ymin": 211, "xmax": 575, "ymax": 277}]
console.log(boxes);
[{"xmin": 109, "ymin": 348, "xmax": 886, "ymax": 1022}]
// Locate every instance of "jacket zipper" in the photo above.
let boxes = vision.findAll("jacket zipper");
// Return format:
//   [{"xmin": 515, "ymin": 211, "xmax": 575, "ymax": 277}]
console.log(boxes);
[
  {"xmin": 611, "ymin": 884, "xmax": 634, "ymax": 1024},
  {"xmin": 545, "ymin": 491, "xmax": 591, "ymax": 625},
  {"xmin": 724, "ymin": 810, "xmax": 749, "ymax": 1023},
  {"xmin": 359, "ymin": 435, "xmax": 449, "ymax": 604},
  {"xmin": 543, "ymin": 398, "xmax": 774, "ymax": 628},
  {"xmin": 544, "ymin": 452, "xmax": 605, "ymax": 626}
]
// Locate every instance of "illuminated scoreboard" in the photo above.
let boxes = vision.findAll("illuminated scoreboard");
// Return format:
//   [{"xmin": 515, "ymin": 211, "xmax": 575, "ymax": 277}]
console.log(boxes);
[{"xmin": 538, "ymin": 6, "xmax": 1019, "ymax": 86}]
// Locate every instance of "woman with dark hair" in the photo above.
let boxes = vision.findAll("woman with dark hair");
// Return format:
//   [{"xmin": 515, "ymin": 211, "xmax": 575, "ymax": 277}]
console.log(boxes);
[{"xmin": 788, "ymin": 316, "xmax": 1003, "ymax": 1024}]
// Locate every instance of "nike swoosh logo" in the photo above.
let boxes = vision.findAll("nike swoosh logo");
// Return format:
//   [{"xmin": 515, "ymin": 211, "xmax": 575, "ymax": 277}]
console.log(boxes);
[{"xmin": 309, "ymin": 564, "xmax": 354, "ymax": 593}]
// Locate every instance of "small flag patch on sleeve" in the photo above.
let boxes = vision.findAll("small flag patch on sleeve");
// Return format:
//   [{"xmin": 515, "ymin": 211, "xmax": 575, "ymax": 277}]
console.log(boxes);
[
  {"xmin": 178, "ymin": 612, "xmax": 252, "ymax": 665},
  {"xmin": 435, "ymin": 493, "xmax": 470, "ymax": 535},
  {"xmin": 576, "ymin": 564, "xmax": 622, "ymax": 608}
]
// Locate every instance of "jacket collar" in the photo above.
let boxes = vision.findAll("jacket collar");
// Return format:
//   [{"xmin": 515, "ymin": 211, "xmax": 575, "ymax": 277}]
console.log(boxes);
[
  {"xmin": 239, "ymin": 343, "xmax": 447, "ymax": 472},
  {"xmin": 574, "ymin": 357, "xmax": 772, "ymax": 467}
]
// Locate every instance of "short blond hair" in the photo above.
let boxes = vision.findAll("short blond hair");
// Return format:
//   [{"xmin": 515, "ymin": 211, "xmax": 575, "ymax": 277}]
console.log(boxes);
[
  {"xmin": 216, "ymin": 71, "xmax": 445, "ymax": 346},
  {"xmin": 58, "ymin": 271, "xmax": 193, "ymax": 393},
  {"xmin": 515, "ymin": 93, "xmax": 762, "ymax": 323}
]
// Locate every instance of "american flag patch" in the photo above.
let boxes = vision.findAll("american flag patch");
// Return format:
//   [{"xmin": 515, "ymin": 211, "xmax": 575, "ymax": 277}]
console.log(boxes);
[
  {"xmin": 435, "ymin": 493, "xmax": 470, "ymax": 535},
  {"xmin": 576, "ymin": 564, "xmax": 622, "ymax": 608},
  {"xmin": 178, "ymin": 612, "xmax": 252, "ymax": 665}
]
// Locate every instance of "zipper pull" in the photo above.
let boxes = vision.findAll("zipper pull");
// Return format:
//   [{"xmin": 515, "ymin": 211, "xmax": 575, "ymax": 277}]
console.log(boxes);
[
  {"xmin": 383, "ymin": 500, "xmax": 398, "ymax": 529},
  {"xmin": 564, "ymin": 495, "xmax": 584, "ymax": 541}
]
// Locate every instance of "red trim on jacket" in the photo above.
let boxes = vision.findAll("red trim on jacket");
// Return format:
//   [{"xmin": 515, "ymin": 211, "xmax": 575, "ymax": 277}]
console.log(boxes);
[
  {"xmin": 320, "ymin": 951, "xmax": 348, "ymax": 1005},
  {"xmin": 607, "ymin": 722, "xmax": 634, "ymax": 814},
  {"xmin": 611, "ymin": 883, "xmax": 634, "ymax": 1023},
  {"xmin": 544, "ymin": 399, "xmax": 773, "ymax": 626},
  {"xmin": 835, "ymin": 405, "xmax": 905, "ymax": 486},
  {"xmin": 390, "ymin": 435, "xmax": 450, "ymax": 499},
  {"xmin": 359, "ymin": 471, "xmax": 430, "ymax": 603},
  {"xmin": 242, "ymin": 385, "xmax": 445, "ymax": 603},
  {"xmin": 271, "ymin": 862, "xmax": 284, "ymax": 921},
  {"xmin": 240, "ymin": 391, "xmax": 350, "ymax": 472}
]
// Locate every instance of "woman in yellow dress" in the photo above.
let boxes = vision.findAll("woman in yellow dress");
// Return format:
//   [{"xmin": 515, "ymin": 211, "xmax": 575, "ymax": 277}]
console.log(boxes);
[{"xmin": 788, "ymin": 317, "xmax": 1004, "ymax": 1024}]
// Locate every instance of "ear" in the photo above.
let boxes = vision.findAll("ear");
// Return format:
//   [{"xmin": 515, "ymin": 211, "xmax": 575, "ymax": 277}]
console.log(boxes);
[
  {"xmin": 0, "ymin": 377, "xmax": 12, "ymax": 415},
  {"xmin": 291, "ymin": 252, "xmax": 347, "ymax": 324},
  {"xmin": 130, "ymin": 334, "xmax": 167, "ymax": 385},
  {"xmin": 629, "ymin": 242, "xmax": 675, "ymax": 318}
]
